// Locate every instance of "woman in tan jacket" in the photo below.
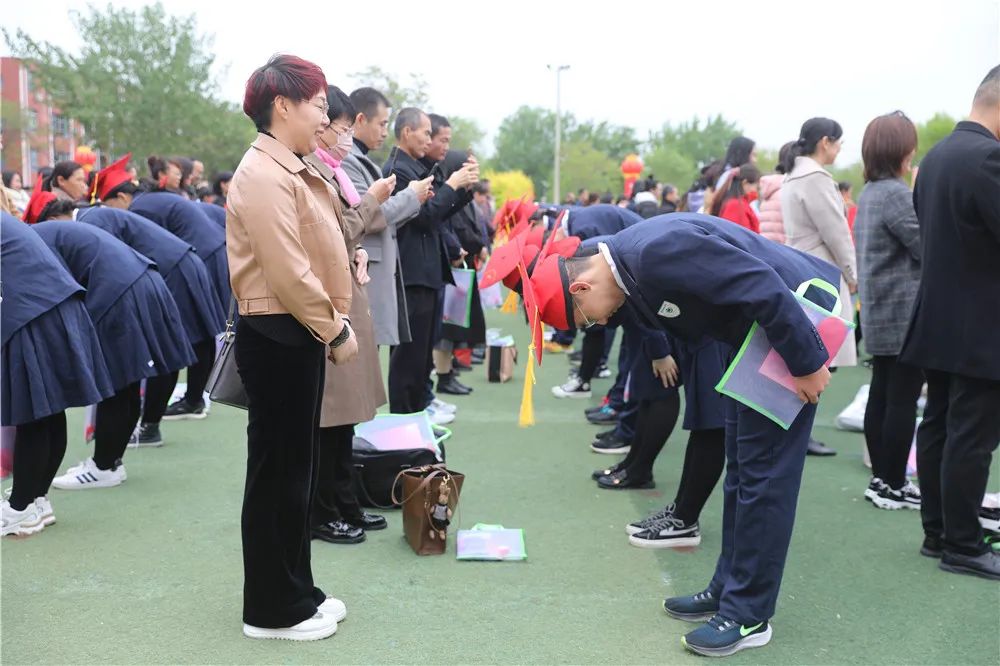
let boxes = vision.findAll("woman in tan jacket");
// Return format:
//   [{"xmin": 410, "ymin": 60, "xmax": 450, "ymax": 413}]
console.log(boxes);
[
  {"xmin": 303, "ymin": 86, "xmax": 396, "ymax": 545},
  {"xmin": 781, "ymin": 117, "xmax": 856, "ymax": 457},
  {"xmin": 227, "ymin": 55, "xmax": 358, "ymax": 642}
]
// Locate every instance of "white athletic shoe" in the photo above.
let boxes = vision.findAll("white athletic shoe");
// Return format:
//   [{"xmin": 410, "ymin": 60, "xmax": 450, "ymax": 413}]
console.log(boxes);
[
  {"xmin": 243, "ymin": 612, "xmax": 338, "ymax": 641},
  {"xmin": 35, "ymin": 496, "xmax": 55, "ymax": 526},
  {"xmin": 431, "ymin": 398, "xmax": 457, "ymax": 415},
  {"xmin": 319, "ymin": 596, "xmax": 347, "ymax": 622},
  {"xmin": 1, "ymin": 499, "xmax": 45, "ymax": 536},
  {"xmin": 426, "ymin": 406, "xmax": 456, "ymax": 426},
  {"xmin": 551, "ymin": 376, "xmax": 592, "ymax": 399},
  {"xmin": 51, "ymin": 458, "xmax": 126, "ymax": 490}
]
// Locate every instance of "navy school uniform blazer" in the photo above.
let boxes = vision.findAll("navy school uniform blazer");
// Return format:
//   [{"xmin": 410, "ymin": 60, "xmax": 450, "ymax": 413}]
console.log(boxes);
[
  {"xmin": 129, "ymin": 191, "xmax": 225, "ymax": 260},
  {"xmin": 605, "ymin": 213, "xmax": 840, "ymax": 377},
  {"xmin": 568, "ymin": 204, "xmax": 643, "ymax": 241},
  {"xmin": 78, "ymin": 206, "xmax": 193, "ymax": 276}
]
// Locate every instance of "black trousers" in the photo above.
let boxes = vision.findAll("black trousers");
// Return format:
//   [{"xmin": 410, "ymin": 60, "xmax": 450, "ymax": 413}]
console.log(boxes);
[
  {"xmin": 673, "ymin": 428, "xmax": 726, "ymax": 524},
  {"xmin": 235, "ymin": 318, "xmax": 326, "ymax": 628},
  {"xmin": 10, "ymin": 411, "xmax": 67, "ymax": 510},
  {"xmin": 312, "ymin": 424, "xmax": 363, "ymax": 526},
  {"xmin": 620, "ymin": 395, "xmax": 681, "ymax": 479},
  {"xmin": 389, "ymin": 286, "xmax": 439, "ymax": 414},
  {"xmin": 143, "ymin": 339, "xmax": 216, "ymax": 422},
  {"xmin": 864, "ymin": 355, "xmax": 924, "ymax": 489},
  {"xmin": 93, "ymin": 383, "xmax": 141, "ymax": 470},
  {"xmin": 917, "ymin": 369, "xmax": 1000, "ymax": 556},
  {"xmin": 578, "ymin": 327, "xmax": 607, "ymax": 383}
]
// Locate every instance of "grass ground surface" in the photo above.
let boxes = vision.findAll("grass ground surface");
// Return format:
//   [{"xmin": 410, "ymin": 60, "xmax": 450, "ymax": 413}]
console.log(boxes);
[{"xmin": 2, "ymin": 309, "xmax": 998, "ymax": 664}]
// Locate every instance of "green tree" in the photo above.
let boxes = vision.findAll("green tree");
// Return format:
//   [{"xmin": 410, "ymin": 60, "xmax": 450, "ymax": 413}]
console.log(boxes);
[
  {"xmin": 447, "ymin": 115, "xmax": 486, "ymax": 156},
  {"xmin": 915, "ymin": 112, "xmax": 957, "ymax": 163},
  {"xmin": 349, "ymin": 66, "xmax": 430, "ymax": 114},
  {"xmin": 558, "ymin": 140, "xmax": 622, "ymax": 196},
  {"xmin": 644, "ymin": 145, "xmax": 698, "ymax": 191},
  {"xmin": 647, "ymin": 115, "xmax": 742, "ymax": 169},
  {"xmin": 568, "ymin": 121, "xmax": 640, "ymax": 162},
  {"xmin": 492, "ymin": 106, "xmax": 562, "ymax": 196},
  {"xmin": 4, "ymin": 2, "xmax": 254, "ymax": 175}
]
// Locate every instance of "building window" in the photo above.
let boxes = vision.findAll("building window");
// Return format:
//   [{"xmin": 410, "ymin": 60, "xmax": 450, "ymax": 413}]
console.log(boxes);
[
  {"xmin": 27, "ymin": 109, "xmax": 38, "ymax": 131},
  {"xmin": 54, "ymin": 151, "xmax": 71, "ymax": 163},
  {"xmin": 52, "ymin": 114, "xmax": 70, "ymax": 136},
  {"xmin": 29, "ymin": 150, "xmax": 40, "ymax": 176}
]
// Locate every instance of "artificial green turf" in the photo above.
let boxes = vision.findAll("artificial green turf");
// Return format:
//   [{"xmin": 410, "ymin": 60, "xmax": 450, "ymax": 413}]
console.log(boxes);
[{"xmin": 2, "ymin": 309, "xmax": 998, "ymax": 664}]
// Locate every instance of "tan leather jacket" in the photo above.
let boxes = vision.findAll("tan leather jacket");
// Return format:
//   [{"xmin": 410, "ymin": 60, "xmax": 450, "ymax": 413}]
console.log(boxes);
[{"xmin": 226, "ymin": 133, "xmax": 351, "ymax": 344}]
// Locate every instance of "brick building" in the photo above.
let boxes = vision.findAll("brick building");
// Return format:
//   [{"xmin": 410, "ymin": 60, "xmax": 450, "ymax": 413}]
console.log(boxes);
[{"xmin": 1, "ymin": 56, "xmax": 86, "ymax": 182}]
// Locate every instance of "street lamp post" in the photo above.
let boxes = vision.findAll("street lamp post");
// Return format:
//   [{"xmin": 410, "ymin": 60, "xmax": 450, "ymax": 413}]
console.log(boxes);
[{"xmin": 548, "ymin": 64, "xmax": 569, "ymax": 204}]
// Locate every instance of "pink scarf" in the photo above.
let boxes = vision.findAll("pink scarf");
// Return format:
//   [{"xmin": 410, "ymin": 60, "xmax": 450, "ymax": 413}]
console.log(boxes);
[{"xmin": 316, "ymin": 146, "xmax": 361, "ymax": 207}]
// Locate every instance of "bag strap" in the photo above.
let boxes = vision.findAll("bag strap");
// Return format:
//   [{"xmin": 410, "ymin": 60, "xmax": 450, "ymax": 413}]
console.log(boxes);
[
  {"xmin": 391, "ymin": 465, "xmax": 445, "ymax": 506},
  {"xmin": 352, "ymin": 464, "xmax": 402, "ymax": 510},
  {"xmin": 224, "ymin": 296, "xmax": 237, "ymax": 334}
]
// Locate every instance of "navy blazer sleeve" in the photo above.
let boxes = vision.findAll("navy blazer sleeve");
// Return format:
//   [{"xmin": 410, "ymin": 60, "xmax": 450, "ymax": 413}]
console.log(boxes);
[{"xmin": 645, "ymin": 232, "xmax": 827, "ymax": 376}]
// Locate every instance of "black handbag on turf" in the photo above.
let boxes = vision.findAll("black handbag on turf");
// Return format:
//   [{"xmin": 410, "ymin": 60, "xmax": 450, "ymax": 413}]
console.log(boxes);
[
  {"xmin": 206, "ymin": 297, "xmax": 248, "ymax": 410},
  {"xmin": 350, "ymin": 436, "xmax": 446, "ymax": 509}
]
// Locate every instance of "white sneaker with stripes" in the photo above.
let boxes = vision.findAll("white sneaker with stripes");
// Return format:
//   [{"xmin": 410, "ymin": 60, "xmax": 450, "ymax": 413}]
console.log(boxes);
[{"xmin": 51, "ymin": 458, "xmax": 126, "ymax": 490}]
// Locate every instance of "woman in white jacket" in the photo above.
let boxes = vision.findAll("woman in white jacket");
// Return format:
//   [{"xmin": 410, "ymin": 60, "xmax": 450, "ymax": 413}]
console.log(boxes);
[{"xmin": 781, "ymin": 117, "xmax": 857, "ymax": 456}]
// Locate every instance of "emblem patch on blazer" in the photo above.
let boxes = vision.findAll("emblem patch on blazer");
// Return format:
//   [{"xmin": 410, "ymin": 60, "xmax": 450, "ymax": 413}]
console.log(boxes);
[{"xmin": 658, "ymin": 301, "xmax": 681, "ymax": 318}]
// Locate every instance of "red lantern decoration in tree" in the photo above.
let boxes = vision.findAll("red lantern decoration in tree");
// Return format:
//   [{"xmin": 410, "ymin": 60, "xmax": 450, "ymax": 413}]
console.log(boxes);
[
  {"xmin": 74, "ymin": 146, "xmax": 98, "ymax": 173},
  {"xmin": 620, "ymin": 154, "xmax": 644, "ymax": 199}
]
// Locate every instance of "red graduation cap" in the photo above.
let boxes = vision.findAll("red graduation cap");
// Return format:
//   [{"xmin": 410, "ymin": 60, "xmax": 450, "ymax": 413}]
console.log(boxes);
[
  {"xmin": 91, "ymin": 153, "xmax": 132, "ymax": 203},
  {"xmin": 502, "ymin": 244, "xmax": 541, "ymax": 291},
  {"xmin": 545, "ymin": 236, "xmax": 581, "ymax": 259},
  {"xmin": 480, "ymin": 234, "xmax": 528, "ymax": 289},
  {"xmin": 527, "ymin": 253, "xmax": 573, "ymax": 332},
  {"xmin": 22, "ymin": 175, "xmax": 56, "ymax": 224}
]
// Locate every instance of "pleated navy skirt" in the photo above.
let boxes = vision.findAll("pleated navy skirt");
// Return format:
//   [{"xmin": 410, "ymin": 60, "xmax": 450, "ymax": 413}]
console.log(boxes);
[
  {"xmin": 97, "ymin": 271, "xmax": 196, "ymax": 391},
  {"xmin": 163, "ymin": 252, "xmax": 226, "ymax": 346},
  {"xmin": 677, "ymin": 340, "xmax": 730, "ymax": 431},
  {"xmin": 202, "ymin": 247, "xmax": 231, "ymax": 311},
  {"xmin": 627, "ymin": 339, "xmax": 681, "ymax": 403},
  {"xmin": 2, "ymin": 295, "xmax": 115, "ymax": 426}
]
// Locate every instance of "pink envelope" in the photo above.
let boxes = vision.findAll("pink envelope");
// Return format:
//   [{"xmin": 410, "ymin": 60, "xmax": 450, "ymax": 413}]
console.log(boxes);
[{"xmin": 758, "ymin": 316, "xmax": 850, "ymax": 391}]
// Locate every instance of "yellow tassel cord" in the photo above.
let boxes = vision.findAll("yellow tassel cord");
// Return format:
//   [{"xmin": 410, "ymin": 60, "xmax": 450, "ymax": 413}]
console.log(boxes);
[
  {"xmin": 519, "ymin": 341, "xmax": 536, "ymax": 427},
  {"xmin": 500, "ymin": 289, "xmax": 520, "ymax": 314},
  {"xmin": 518, "ymin": 305, "xmax": 540, "ymax": 427}
]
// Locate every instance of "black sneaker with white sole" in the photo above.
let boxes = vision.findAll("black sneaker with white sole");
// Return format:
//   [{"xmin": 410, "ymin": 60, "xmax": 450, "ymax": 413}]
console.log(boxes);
[
  {"xmin": 629, "ymin": 517, "xmax": 701, "ymax": 548},
  {"xmin": 980, "ymin": 506, "xmax": 1000, "ymax": 533},
  {"xmin": 626, "ymin": 503, "xmax": 675, "ymax": 536},
  {"xmin": 863, "ymin": 477, "xmax": 885, "ymax": 502},
  {"xmin": 552, "ymin": 376, "xmax": 592, "ymax": 399},
  {"xmin": 872, "ymin": 481, "xmax": 921, "ymax": 510},
  {"xmin": 663, "ymin": 590, "xmax": 719, "ymax": 622},
  {"xmin": 127, "ymin": 422, "xmax": 163, "ymax": 448},
  {"xmin": 590, "ymin": 435, "xmax": 630, "ymax": 454},
  {"xmin": 162, "ymin": 398, "xmax": 208, "ymax": 421},
  {"xmin": 683, "ymin": 614, "xmax": 772, "ymax": 657}
]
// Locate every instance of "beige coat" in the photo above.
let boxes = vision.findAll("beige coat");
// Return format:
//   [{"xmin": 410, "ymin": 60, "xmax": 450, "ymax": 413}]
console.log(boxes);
[
  {"xmin": 781, "ymin": 156, "xmax": 857, "ymax": 366},
  {"xmin": 226, "ymin": 133, "xmax": 351, "ymax": 344},
  {"xmin": 304, "ymin": 153, "xmax": 388, "ymax": 428}
]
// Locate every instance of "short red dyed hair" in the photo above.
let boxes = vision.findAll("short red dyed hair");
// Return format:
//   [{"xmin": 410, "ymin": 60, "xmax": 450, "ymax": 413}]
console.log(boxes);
[{"xmin": 243, "ymin": 54, "xmax": 327, "ymax": 131}]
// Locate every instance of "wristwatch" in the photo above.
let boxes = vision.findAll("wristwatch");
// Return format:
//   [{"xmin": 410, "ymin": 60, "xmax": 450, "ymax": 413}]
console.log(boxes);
[{"xmin": 329, "ymin": 321, "xmax": 352, "ymax": 349}]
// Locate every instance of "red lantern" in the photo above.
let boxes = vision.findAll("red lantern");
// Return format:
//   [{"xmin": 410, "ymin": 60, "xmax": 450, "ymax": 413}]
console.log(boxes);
[
  {"xmin": 620, "ymin": 154, "xmax": 644, "ymax": 199},
  {"xmin": 74, "ymin": 146, "xmax": 98, "ymax": 173}
]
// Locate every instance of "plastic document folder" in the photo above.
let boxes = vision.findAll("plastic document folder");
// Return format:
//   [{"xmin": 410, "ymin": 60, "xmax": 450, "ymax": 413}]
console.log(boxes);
[
  {"xmin": 443, "ymin": 268, "xmax": 476, "ymax": 327},
  {"xmin": 457, "ymin": 524, "xmax": 527, "ymax": 561}
]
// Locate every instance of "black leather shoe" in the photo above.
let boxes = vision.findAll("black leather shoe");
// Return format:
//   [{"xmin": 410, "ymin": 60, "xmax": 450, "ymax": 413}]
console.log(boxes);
[
  {"xmin": 920, "ymin": 536, "xmax": 943, "ymax": 559},
  {"xmin": 592, "ymin": 462, "xmax": 625, "ymax": 480},
  {"xmin": 452, "ymin": 376, "xmax": 474, "ymax": 393},
  {"xmin": 806, "ymin": 438, "xmax": 837, "ymax": 456},
  {"xmin": 346, "ymin": 512, "xmax": 387, "ymax": 531},
  {"xmin": 437, "ymin": 373, "xmax": 472, "ymax": 395},
  {"xmin": 597, "ymin": 469, "xmax": 654, "ymax": 490},
  {"xmin": 312, "ymin": 520, "xmax": 366, "ymax": 544},
  {"xmin": 939, "ymin": 549, "xmax": 1000, "ymax": 581}
]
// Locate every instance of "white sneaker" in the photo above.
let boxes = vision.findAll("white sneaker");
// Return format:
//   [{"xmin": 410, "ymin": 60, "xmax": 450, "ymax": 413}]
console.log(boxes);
[
  {"xmin": 551, "ymin": 376, "xmax": 592, "ymax": 399},
  {"xmin": 1, "ymin": 499, "xmax": 45, "ymax": 536},
  {"xmin": 51, "ymin": 458, "xmax": 126, "ymax": 490},
  {"xmin": 319, "ymin": 596, "xmax": 347, "ymax": 622},
  {"xmin": 35, "ymin": 496, "xmax": 55, "ymax": 526},
  {"xmin": 834, "ymin": 384, "xmax": 868, "ymax": 431},
  {"xmin": 243, "ymin": 612, "xmax": 338, "ymax": 641},
  {"xmin": 426, "ymin": 406, "xmax": 456, "ymax": 426},
  {"xmin": 431, "ymin": 398, "xmax": 457, "ymax": 415}
]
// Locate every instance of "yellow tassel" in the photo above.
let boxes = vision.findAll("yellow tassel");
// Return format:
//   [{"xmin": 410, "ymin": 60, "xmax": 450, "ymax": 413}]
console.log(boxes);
[
  {"xmin": 500, "ymin": 289, "xmax": 520, "ymax": 314},
  {"xmin": 519, "ymin": 343, "xmax": 536, "ymax": 427}
]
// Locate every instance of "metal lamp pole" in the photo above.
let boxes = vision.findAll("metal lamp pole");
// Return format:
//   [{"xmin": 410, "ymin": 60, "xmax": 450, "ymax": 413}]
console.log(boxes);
[{"xmin": 548, "ymin": 64, "xmax": 569, "ymax": 204}]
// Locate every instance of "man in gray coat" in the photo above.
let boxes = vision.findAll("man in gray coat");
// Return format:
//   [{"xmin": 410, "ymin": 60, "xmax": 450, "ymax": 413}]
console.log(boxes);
[{"xmin": 343, "ymin": 87, "xmax": 433, "ymax": 346}]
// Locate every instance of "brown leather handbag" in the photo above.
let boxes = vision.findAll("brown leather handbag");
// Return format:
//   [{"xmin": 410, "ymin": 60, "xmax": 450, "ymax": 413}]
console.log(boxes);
[{"xmin": 392, "ymin": 464, "xmax": 465, "ymax": 555}]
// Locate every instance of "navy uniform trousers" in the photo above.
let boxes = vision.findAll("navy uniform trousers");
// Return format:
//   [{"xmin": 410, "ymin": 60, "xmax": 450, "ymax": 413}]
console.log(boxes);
[{"xmin": 708, "ymin": 397, "xmax": 817, "ymax": 623}]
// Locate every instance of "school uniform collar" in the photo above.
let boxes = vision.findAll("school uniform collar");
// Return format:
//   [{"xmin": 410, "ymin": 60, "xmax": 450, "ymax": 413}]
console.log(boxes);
[
  {"xmin": 955, "ymin": 120, "xmax": 999, "ymax": 142},
  {"xmin": 598, "ymin": 241, "xmax": 630, "ymax": 295}
]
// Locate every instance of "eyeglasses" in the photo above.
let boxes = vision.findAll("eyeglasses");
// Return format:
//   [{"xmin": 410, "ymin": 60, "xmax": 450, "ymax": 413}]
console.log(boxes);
[
  {"xmin": 573, "ymin": 295, "xmax": 597, "ymax": 329},
  {"xmin": 310, "ymin": 100, "xmax": 330, "ymax": 115},
  {"xmin": 329, "ymin": 123, "xmax": 354, "ymax": 137}
]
